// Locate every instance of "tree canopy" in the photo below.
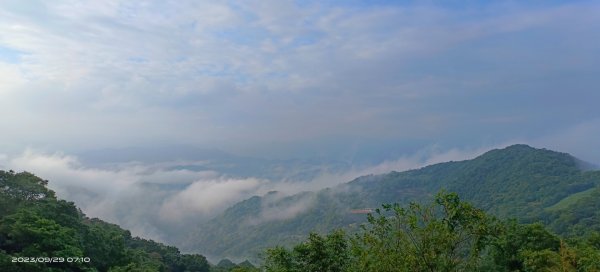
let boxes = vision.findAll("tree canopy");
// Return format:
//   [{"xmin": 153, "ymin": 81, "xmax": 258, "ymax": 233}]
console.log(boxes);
[
  {"xmin": 0, "ymin": 170, "xmax": 210, "ymax": 272},
  {"xmin": 264, "ymin": 192, "xmax": 600, "ymax": 272}
]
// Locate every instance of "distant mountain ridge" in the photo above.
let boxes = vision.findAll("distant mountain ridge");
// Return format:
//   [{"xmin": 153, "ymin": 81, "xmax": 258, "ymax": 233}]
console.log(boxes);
[
  {"xmin": 182, "ymin": 144, "xmax": 600, "ymax": 260},
  {"xmin": 78, "ymin": 145, "xmax": 353, "ymax": 182}
]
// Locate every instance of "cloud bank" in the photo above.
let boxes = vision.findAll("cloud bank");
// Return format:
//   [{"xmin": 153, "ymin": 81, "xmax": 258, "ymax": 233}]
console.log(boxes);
[
  {"xmin": 0, "ymin": 143, "xmax": 513, "ymax": 242},
  {"xmin": 0, "ymin": 1, "xmax": 598, "ymax": 159}
]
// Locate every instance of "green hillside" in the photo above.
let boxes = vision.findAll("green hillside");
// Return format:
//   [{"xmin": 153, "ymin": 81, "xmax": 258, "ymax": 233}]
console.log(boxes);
[
  {"xmin": 184, "ymin": 145, "xmax": 600, "ymax": 260},
  {"xmin": 0, "ymin": 170, "xmax": 211, "ymax": 272},
  {"xmin": 545, "ymin": 186, "xmax": 600, "ymax": 235}
]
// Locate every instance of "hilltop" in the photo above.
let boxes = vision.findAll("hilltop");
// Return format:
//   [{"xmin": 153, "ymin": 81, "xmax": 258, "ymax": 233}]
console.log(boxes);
[{"xmin": 183, "ymin": 144, "xmax": 600, "ymax": 259}]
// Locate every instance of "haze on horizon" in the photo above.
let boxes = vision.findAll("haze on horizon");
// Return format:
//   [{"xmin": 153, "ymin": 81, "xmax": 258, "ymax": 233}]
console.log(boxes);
[{"xmin": 0, "ymin": 0, "xmax": 598, "ymax": 163}]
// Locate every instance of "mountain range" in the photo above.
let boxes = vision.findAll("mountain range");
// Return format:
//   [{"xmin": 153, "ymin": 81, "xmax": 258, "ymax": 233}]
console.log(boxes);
[
  {"xmin": 3, "ymin": 144, "xmax": 600, "ymax": 268},
  {"xmin": 180, "ymin": 144, "xmax": 600, "ymax": 261}
]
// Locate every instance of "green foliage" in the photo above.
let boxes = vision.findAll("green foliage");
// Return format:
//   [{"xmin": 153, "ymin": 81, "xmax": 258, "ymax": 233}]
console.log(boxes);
[
  {"xmin": 264, "ymin": 229, "xmax": 348, "ymax": 272},
  {"xmin": 109, "ymin": 248, "xmax": 165, "ymax": 272},
  {"xmin": 546, "ymin": 187, "xmax": 597, "ymax": 212},
  {"xmin": 0, "ymin": 170, "xmax": 210, "ymax": 272},
  {"xmin": 485, "ymin": 221, "xmax": 561, "ymax": 271},
  {"xmin": 180, "ymin": 254, "xmax": 210, "ymax": 272},
  {"xmin": 83, "ymin": 219, "xmax": 130, "ymax": 271},
  {"xmin": 350, "ymin": 192, "xmax": 495, "ymax": 272},
  {"xmin": 230, "ymin": 267, "xmax": 259, "ymax": 272},
  {"xmin": 189, "ymin": 145, "xmax": 600, "ymax": 259},
  {"xmin": 0, "ymin": 210, "xmax": 83, "ymax": 258},
  {"xmin": 547, "ymin": 233, "xmax": 600, "ymax": 272},
  {"xmin": 264, "ymin": 191, "xmax": 600, "ymax": 272},
  {"xmin": 211, "ymin": 259, "xmax": 257, "ymax": 272},
  {"xmin": 0, "ymin": 171, "xmax": 55, "ymax": 202},
  {"xmin": 545, "ymin": 186, "xmax": 600, "ymax": 235}
]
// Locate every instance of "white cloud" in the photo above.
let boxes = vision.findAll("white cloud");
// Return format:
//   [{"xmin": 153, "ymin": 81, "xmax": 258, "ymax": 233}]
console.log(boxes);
[
  {"xmin": 246, "ymin": 191, "xmax": 317, "ymax": 225},
  {"xmin": 0, "ymin": 63, "xmax": 26, "ymax": 92},
  {"xmin": 4, "ymin": 149, "xmax": 226, "ymax": 239},
  {"xmin": 1, "ymin": 143, "xmax": 512, "ymax": 241},
  {"xmin": 159, "ymin": 177, "xmax": 266, "ymax": 221}
]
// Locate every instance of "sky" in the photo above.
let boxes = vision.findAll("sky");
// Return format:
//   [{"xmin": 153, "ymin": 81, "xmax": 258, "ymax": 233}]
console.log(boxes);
[
  {"xmin": 1, "ymin": 0, "xmax": 599, "ymax": 163},
  {"xmin": 1, "ymin": 0, "xmax": 599, "ymax": 245}
]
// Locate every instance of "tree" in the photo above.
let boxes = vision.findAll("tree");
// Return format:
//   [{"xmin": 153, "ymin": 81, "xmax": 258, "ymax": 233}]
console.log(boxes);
[
  {"xmin": 350, "ymin": 191, "xmax": 495, "ymax": 272},
  {"xmin": 0, "ymin": 209, "xmax": 90, "ymax": 271},
  {"xmin": 486, "ymin": 220, "xmax": 561, "ymax": 271},
  {"xmin": 264, "ymin": 191, "xmax": 497, "ymax": 272},
  {"xmin": 264, "ymin": 230, "xmax": 349, "ymax": 272},
  {"xmin": 0, "ymin": 170, "xmax": 213, "ymax": 272},
  {"xmin": 263, "ymin": 190, "xmax": 600, "ymax": 271},
  {"xmin": 180, "ymin": 254, "xmax": 209, "ymax": 272}
]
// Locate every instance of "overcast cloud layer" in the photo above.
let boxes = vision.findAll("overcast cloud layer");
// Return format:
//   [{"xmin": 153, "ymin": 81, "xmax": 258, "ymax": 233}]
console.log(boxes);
[{"xmin": 0, "ymin": 0, "xmax": 599, "ymax": 164}]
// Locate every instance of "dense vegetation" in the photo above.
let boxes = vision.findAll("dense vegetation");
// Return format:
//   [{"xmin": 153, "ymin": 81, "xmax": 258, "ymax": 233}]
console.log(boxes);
[
  {"xmin": 264, "ymin": 192, "xmax": 600, "ymax": 271},
  {"xmin": 0, "ymin": 170, "xmax": 211, "ymax": 272},
  {"xmin": 185, "ymin": 145, "xmax": 600, "ymax": 260}
]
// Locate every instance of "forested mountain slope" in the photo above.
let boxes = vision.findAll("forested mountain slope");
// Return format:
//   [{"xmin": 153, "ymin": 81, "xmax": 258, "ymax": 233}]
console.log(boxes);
[
  {"xmin": 185, "ymin": 145, "xmax": 600, "ymax": 259},
  {"xmin": 0, "ymin": 170, "xmax": 211, "ymax": 272},
  {"xmin": 263, "ymin": 191, "xmax": 600, "ymax": 271}
]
